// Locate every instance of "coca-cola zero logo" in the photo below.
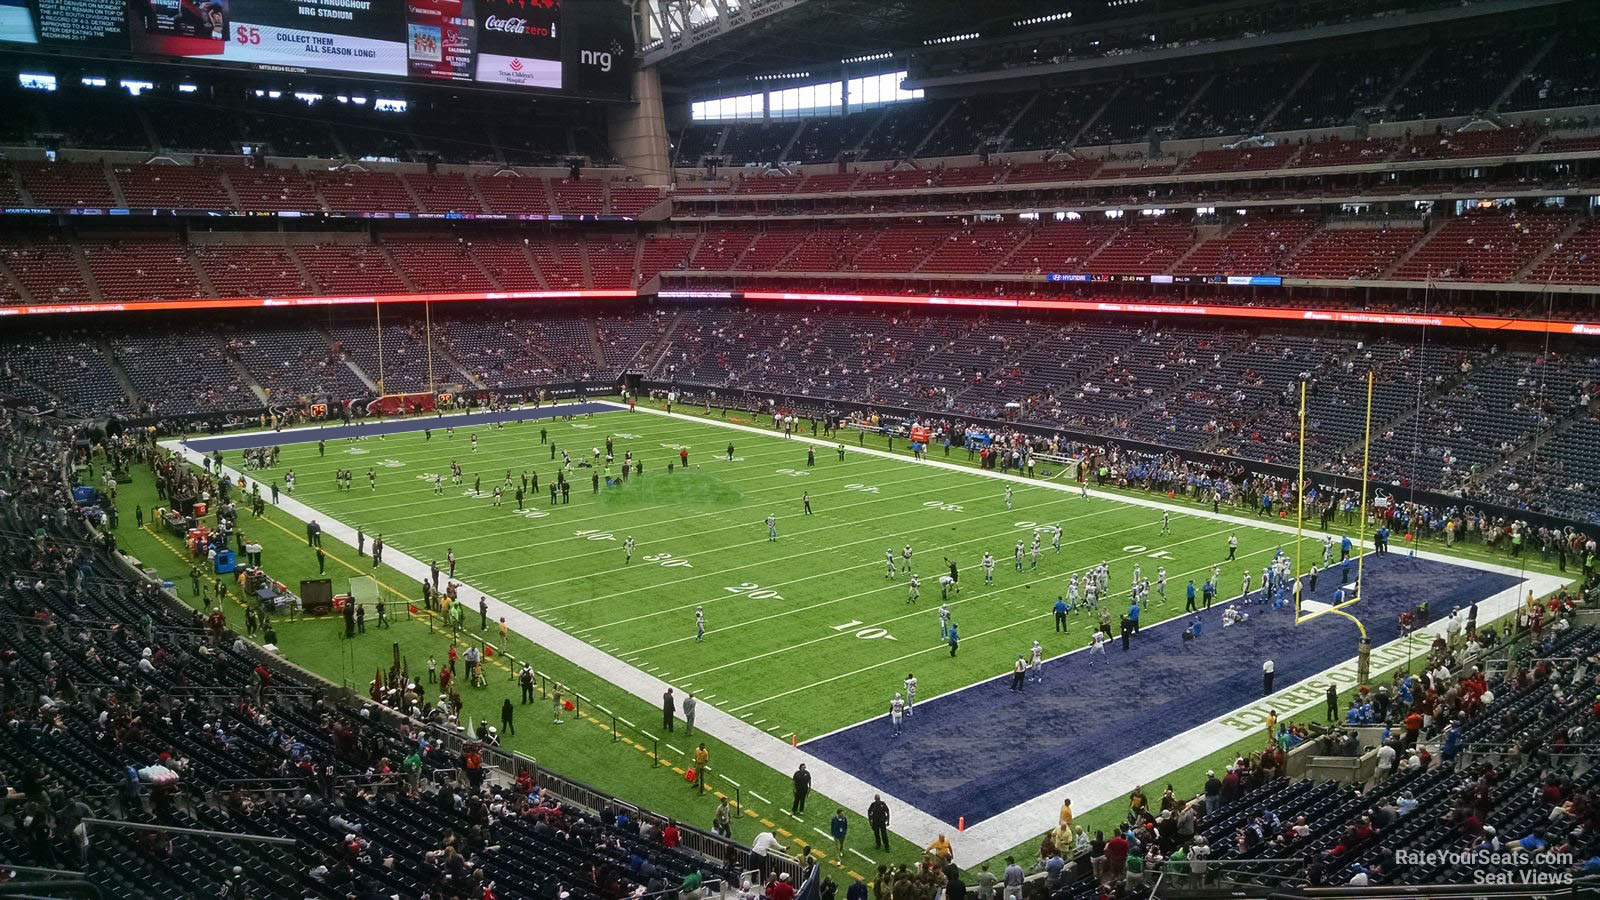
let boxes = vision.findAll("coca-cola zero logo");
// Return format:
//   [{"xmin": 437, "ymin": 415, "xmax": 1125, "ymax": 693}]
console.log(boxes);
[{"xmin": 485, "ymin": 15, "xmax": 528, "ymax": 33}]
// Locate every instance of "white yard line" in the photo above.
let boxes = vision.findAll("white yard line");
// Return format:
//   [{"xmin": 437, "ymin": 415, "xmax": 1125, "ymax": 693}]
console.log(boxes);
[
  {"xmin": 583, "ymin": 503, "xmax": 1132, "ymax": 643},
  {"xmin": 161, "ymin": 404, "xmax": 1572, "ymax": 867}
]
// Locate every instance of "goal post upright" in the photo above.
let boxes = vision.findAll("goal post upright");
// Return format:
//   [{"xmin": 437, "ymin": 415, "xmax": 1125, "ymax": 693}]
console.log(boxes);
[
  {"xmin": 1296, "ymin": 370, "xmax": 1373, "ymax": 646},
  {"xmin": 1294, "ymin": 377, "xmax": 1307, "ymax": 618},
  {"xmin": 1354, "ymin": 368, "xmax": 1374, "ymax": 608}
]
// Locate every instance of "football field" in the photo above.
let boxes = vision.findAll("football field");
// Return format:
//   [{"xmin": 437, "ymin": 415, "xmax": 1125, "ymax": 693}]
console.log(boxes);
[
  {"xmin": 168, "ymin": 399, "xmax": 1562, "ymax": 860},
  {"xmin": 191, "ymin": 403, "xmax": 1325, "ymax": 741}
]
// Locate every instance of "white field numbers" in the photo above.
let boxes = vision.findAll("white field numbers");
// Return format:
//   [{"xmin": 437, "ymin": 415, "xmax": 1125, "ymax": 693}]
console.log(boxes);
[
  {"xmin": 642, "ymin": 552, "xmax": 693, "ymax": 568},
  {"xmin": 843, "ymin": 483, "xmax": 879, "ymax": 494},
  {"xmin": 575, "ymin": 529, "xmax": 617, "ymax": 541},
  {"xmin": 724, "ymin": 582, "xmax": 784, "ymax": 600},
  {"xmin": 774, "ymin": 468, "xmax": 811, "ymax": 477},
  {"xmin": 923, "ymin": 500, "xmax": 963, "ymax": 512},
  {"xmin": 832, "ymin": 619, "xmax": 897, "ymax": 641}
]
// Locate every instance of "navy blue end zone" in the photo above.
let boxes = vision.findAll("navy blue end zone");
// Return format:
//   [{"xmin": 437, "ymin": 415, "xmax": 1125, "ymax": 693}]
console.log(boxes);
[
  {"xmin": 803, "ymin": 553, "xmax": 1520, "ymax": 827},
  {"xmin": 178, "ymin": 403, "xmax": 619, "ymax": 453}
]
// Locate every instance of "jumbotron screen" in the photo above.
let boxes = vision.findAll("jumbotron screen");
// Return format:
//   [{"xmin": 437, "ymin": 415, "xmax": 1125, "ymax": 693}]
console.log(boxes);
[{"xmin": 0, "ymin": 0, "xmax": 634, "ymax": 98}]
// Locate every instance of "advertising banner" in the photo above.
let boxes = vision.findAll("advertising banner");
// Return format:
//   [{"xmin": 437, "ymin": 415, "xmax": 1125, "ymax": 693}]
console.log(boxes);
[
  {"xmin": 406, "ymin": 0, "xmax": 475, "ymax": 82},
  {"xmin": 473, "ymin": 0, "xmax": 560, "ymax": 89}
]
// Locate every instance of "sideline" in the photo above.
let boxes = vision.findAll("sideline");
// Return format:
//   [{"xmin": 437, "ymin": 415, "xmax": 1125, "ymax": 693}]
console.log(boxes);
[
  {"xmin": 583, "ymin": 401, "xmax": 1570, "ymax": 862},
  {"xmin": 163, "ymin": 401, "xmax": 1570, "ymax": 866}
]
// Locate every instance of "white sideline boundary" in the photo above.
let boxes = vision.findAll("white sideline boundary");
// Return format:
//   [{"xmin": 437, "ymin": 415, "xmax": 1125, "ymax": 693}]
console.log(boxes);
[{"xmin": 163, "ymin": 400, "xmax": 1571, "ymax": 866}]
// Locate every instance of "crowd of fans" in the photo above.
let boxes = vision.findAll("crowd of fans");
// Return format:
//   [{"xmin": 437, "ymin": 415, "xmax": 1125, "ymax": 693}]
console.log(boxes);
[{"xmin": 0, "ymin": 408, "xmax": 737, "ymax": 898}]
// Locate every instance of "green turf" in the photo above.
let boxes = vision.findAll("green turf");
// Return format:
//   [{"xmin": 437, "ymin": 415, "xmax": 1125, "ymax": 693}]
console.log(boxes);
[
  {"xmin": 111, "ymin": 461, "xmax": 920, "ymax": 876},
  {"xmin": 598, "ymin": 470, "xmax": 745, "ymax": 507},
  {"xmin": 112, "ymin": 397, "xmax": 1572, "ymax": 871},
  {"xmin": 205, "ymin": 408, "xmax": 1338, "ymax": 742}
]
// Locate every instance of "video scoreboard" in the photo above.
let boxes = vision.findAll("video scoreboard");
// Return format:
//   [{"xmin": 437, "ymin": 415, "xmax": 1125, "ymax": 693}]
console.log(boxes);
[{"xmin": 0, "ymin": 0, "xmax": 633, "ymax": 99}]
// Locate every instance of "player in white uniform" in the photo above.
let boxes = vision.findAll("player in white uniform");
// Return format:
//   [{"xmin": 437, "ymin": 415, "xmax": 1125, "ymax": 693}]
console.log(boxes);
[
  {"xmin": 1004, "ymin": 485, "xmax": 1013, "ymax": 509},
  {"xmin": 1156, "ymin": 566, "xmax": 1167, "ymax": 602},
  {"xmin": 1052, "ymin": 525, "xmax": 1062, "ymax": 553},
  {"xmin": 1323, "ymin": 535, "xmax": 1333, "ymax": 567},
  {"xmin": 1242, "ymin": 570, "xmax": 1253, "ymax": 603},
  {"xmin": 982, "ymin": 552, "xmax": 996, "ymax": 584},
  {"xmin": 907, "ymin": 573, "xmax": 920, "ymax": 604},
  {"xmin": 890, "ymin": 693, "xmax": 904, "ymax": 735},
  {"xmin": 1030, "ymin": 533, "xmax": 1042, "ymax": 569},
  {"xmin": 939, "ymin": 573, "xmax": 955, "ymax": 601},
  {"xmin": 885, "ymin": 549, "xmax": 897, "ymax": 578},
  {"xmin": 1013, "ymin": 541, "xmax": 1025, "ymax": 572},
  {"xmin": 1161, "ymin": 510, "xmax": 1171, "ymax": 534},
  {"xmin": 766, "ymin": 514, "xmax": 778, "ymax": 541},
  {"xmin": 1089, "ymin": 629, "xmax": 1107, "ymax": 664},
  {"xmin": 1068, "ymin": 575, "xmax": 1081, "ymax": 609},
  {"xmin": 695, "ymin": 607, "xmax": 705, "ymax": 642},
  {"xmin": 938, "ymin": 602, "xmax": 951, "ymax": 640},
  {"xmin": 902, "ymin": 544, "xmax": 913, "ymax": 573},
  {"xmin": 624, "ymin": 536, "xmax": 635, "ymax": 563},
  {"xmin": 903, "ymin": 674, "xmax": 917, "ymax": 716},
  {"xmin": 1030, "ymin": 640, "xmax": 1044, "ymax": 683}
]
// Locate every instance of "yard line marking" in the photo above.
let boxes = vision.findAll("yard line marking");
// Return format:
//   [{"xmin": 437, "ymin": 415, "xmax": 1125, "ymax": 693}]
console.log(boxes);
[
  {"xmin": 621, "ymin": 512, "xmax": 1176, "ymax": 656},
  {"xmin": 849, "ymin": 850, "xmax": 875, "ymax": 864},
  {"xmin": 813, "ymin": 827, "xmax": 833, "ymax": 841},
  {"xmin": 665, "ymin": 744, "xmax": 685, "ymax": 755},
  {"xmin": 561, "ymin": 500, "xmax": 1129, "ymax": 632},
  {"xmin": 749, "ymin": 791, "xmax": 773, "ymax": 805},
  {"xmin": 616, "ymin": 716, "xmax": 637, "ymax": 728},
  {"xmin": 731, "ymin": 535, "xmax": 1283, "ymax": 715},
  {"xmin": 739, "ymin": 713, "xmax": 753, "ymax": 720},
  {"xmin": 750, "ymin": 718, "xmax": 766, "ymax": 726},
  {"xmin": 347, "ymin": 439, "xmax": 890, "ymax": 549},
  {"xmin": 487, "ymin": 468, "xmax": 981, "ymax": 590},
  {"xmin": 657, "ymin": 671, "xmax": 670, "ymax": 678},
  {"xmin": 721, "ymin": 776, "xmax": 741, "ymax": 788}
]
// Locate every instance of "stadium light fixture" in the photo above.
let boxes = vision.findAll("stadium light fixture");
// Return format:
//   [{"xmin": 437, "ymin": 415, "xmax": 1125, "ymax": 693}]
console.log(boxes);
[
  {"xmin": 294, "ymin": 92, "xmax": 323, "ymax": 105},
  {"xmin": 1014, "ymin": 11, "xmax": 1071, "ymax": 27},
  {"xmin": 267, "ymin": 90, "xmax": 282, "ymax": 99},
  {"xmin": 923, "ymin": 32, "xmax": 979, "ymax": 46},
  {"xmin": 177, "ymin": 83, "xmax": 198, "ymax": 93},
  {"xmin": 841, "ymin": 51, "xmax": 892, "ymax": 64},
  {"xmin": 753, "ymin": 71, "xmax": 811, "ymax": 81},
  {"xmin": 120, "ymin": 79, "xmax": 154, "ymax": 96},
  {"xmin": 81, "ymin": 76, "xmax": 107, "ymax": 87},
  {"xmin": 19, "ymin": 73, "xmax": 57, "ymax": 91}
]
